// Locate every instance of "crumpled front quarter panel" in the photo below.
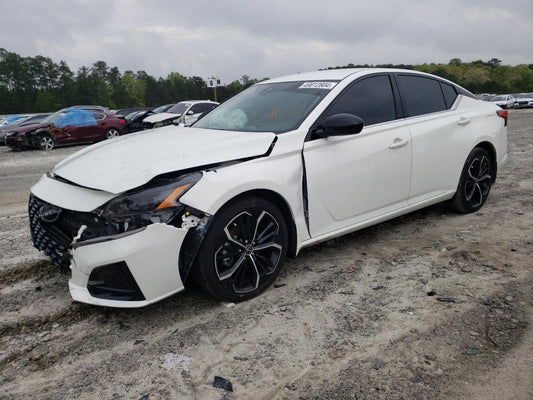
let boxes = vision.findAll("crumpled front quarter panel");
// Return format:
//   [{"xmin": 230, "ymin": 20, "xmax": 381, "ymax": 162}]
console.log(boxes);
[{"xmin": 180, "ymin": 131, "xmax": 311, "ymax": 247}]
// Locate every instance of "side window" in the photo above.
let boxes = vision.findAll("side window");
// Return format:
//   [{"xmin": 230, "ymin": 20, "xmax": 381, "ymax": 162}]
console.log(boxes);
[
  {"xmin": 189, "ymin": 104, "xmax": 202, "ymax": 113},
  {"xmin": 204, "ymin": 103, "xmax": 217, "ymax": 112},
  {"xmin": 94, "ymin": 112, "xmax": 106, "ymax": 121},
  {"xmin": 326, "ymin": 75, "xmax": 396, "ymax": 126},
  {"xmin": 192, "ymin": 103, "xmax": 214, "ymax": 114},
  {"xmin": 441, "ymin": 82, "xmax": 458, "ymax": 109},
  {"xmin": 396, "ymin": 75, "xmax": 446, "ymax": 117}
]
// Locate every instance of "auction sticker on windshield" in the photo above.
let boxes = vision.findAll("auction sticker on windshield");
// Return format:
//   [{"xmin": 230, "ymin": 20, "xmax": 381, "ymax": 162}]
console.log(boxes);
[{"xmin": 298, "ymin": 82, "xmax": 337, "ymax": 89}]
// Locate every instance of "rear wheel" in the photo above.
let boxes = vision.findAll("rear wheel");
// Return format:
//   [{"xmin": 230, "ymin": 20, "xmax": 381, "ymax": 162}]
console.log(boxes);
[
  {"xmin": 39, "ymin": 135, "xmax": 55, "ymax": 150},
  {"xmin": 451, "ymin": 148, "xmax": 493, "ymax": 213},
  {"xmin": 105, "ymin": 128, "xmax": 120, "ymax": 139},
  {"xmin": 195, "ymin": 197, "xmax": 288, "ymax": 302}
]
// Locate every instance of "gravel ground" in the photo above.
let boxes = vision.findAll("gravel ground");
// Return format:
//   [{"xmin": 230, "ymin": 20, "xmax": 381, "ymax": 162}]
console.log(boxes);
[{"xmin": 0, "ymin": 110, "xmax": 532, "ymax": 400}]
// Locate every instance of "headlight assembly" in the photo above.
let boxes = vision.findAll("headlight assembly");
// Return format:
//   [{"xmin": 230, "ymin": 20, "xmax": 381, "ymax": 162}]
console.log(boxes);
[{"xmin": 98, "ymin": 172, "xmax": 202, "ymax": 232}]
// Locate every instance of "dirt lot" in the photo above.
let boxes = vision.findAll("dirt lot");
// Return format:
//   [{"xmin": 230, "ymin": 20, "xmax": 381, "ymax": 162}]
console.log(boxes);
[{"xmin": 0, "ymin": 110, "xmax": 532, "ymax": 400}]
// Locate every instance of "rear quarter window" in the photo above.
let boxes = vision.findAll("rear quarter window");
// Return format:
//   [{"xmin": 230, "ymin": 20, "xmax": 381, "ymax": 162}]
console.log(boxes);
[{"xmin": 440, "ymin": 82, "xmax": 458, "ymax": 109}]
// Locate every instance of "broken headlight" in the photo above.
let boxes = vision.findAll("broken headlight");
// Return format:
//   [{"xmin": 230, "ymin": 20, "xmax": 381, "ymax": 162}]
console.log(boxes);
[{"xmin": 98, "ymin": 172, "xmax": 202, "ymax": 232}]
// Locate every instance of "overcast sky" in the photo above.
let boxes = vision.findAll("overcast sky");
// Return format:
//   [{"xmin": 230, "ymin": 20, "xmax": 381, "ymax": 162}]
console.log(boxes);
[{"xmin": 1, "ymin": 0, "xmax": 532, "ymax": 84}]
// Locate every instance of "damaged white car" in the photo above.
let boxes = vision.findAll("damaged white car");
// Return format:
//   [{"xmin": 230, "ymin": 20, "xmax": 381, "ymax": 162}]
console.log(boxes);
[{"xmin": 29, "ymin": 69, "xmax": 508, "ymax": 308}]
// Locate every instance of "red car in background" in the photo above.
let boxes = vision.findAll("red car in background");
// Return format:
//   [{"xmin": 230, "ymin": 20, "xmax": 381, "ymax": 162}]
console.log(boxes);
[{"xmin": 5, "ymin": 108, "xmax": 128, "ymax": 150}]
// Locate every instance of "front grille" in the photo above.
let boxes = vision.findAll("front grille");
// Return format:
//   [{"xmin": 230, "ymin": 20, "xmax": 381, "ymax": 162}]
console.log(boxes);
[
  {"xmin": 29, "ymin": 194, "xmax": 72, "ymax": 268},
  {"xmin": 29, "ymin": 194, "xmax": 121, "ymax": 269}
]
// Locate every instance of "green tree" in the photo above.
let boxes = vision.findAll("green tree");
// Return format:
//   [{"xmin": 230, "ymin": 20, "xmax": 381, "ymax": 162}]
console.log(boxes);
[
  {"xmin": 463, "ymin": 66, "xmax": 490, "ymax": 92},
  {"xmin": 119, "ymin": 72, "xmax": 145, "ymax": 107}
]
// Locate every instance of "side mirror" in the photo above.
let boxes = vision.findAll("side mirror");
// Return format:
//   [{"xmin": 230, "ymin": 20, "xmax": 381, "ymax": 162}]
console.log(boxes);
[
  {"xmin": 186, "ymin": 110, "xmax": 195, "ymax": 115},
  {"xmin": 315, "ymin": 113, "xmax": 364, "ymax": 138}
]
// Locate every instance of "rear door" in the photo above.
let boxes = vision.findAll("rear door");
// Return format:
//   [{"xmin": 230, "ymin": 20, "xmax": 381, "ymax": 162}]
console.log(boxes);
[{"xmin": 394, "ymin": 74, "xmax": 483, "ymax": 204}]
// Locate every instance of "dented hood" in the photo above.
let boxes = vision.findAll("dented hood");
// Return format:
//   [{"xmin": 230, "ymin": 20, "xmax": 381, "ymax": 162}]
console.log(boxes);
[{"xmin": 53, "ymin": 126, "xmax": 276, "ymax": 194}]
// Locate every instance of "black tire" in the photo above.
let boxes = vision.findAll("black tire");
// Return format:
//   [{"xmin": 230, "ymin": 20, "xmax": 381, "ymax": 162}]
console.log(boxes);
[
  {"xmin": 195, "ymin": 196, "xmax": 288, "ymax": 302},
  {"xmin": 39, "ymin": 135, "xmax": 55, "ymax": 150},
  {"xmin": 451, "ymin": 148, "xmax": 493, "ymax": 213},
  {"xmin": 105, "ymin": 128, "xmax": 120, "ymax": 139}
]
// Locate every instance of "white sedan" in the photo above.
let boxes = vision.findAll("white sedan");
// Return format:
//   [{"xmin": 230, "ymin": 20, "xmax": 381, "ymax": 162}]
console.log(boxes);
[
  {"xmin": 29, "ymin": 68, "xmax": 508, "ymax": 307},
  {"xmin": 490, "ymin": 94, "xmax": 517, "ymax": 109},
  {"xmin": 142, "ymin": 100, "xmax": 219, "ymax": 128}
]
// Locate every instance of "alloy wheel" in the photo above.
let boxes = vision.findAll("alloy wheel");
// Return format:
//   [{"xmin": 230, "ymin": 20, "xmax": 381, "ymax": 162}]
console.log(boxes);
[
  {"xmin": 464, "ymin": 155, "xmax": 492, "ymax": 209},
  {"xmin": 106, "ymin": 129, "xmax": 120, "ymax": 139},
  {"xmin": 40, "ymin": 136, "xmax": 54, "ymax": 150},
  {"xmin": 214, "ymin": 210, "xmax": 283, "ymax": 294}
]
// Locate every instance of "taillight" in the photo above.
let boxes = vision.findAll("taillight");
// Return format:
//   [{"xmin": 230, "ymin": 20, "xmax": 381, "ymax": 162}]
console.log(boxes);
[{"xmin": 496, "ymin": 109, "xmax": 508, "ymax": 126}]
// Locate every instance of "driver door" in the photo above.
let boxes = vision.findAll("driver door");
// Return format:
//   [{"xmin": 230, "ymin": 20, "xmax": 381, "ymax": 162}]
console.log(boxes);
[{"xmin": 303, "ymin": 74, "xmax": 412, "ymax": 237}]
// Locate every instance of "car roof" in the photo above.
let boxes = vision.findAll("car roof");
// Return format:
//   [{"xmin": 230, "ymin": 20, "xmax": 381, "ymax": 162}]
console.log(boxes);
[
  {"xmin": 263, "ymin": 68, "xmax": 461, "ymax": 84},
  {"xmin": 176, "ymin": 100, "xmax": 218, "ymax": 105},
  {"xmin": 265, "ymin": 68, "xmax": 371, "ymax": 83},
  {"xmin": 262, "ymin": 68, "xmax": 476, "ymax": 98}
]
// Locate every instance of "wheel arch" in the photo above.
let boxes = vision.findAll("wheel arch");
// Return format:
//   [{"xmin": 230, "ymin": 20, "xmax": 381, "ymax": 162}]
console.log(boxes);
[
  {"xmin": 179, "ymin": 188, "xmax": 297, "ymax": 289},
  {"xmin": 474, "ymin": 140, "xmax": 497, "ymax": 182},
  {"xmin": 215, "ymin": 189, "xmax": 298, "ymax": 258}
]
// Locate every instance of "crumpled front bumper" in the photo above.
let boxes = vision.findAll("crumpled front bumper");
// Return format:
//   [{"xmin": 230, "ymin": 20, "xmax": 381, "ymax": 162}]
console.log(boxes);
[{"xmin": 69, "ymin": 223, "xmax": 187, "ymax": 308}]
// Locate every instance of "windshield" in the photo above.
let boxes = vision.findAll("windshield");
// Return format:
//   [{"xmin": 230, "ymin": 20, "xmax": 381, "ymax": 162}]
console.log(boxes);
[
  {"xmin": 153, "ymin": 104, "xmax": 173, "ymax": 113},
  {"xmin": 194, "ymin": 81, "xmax": 336, "ymax": 133},
  {"xmin": 40, "ymin": 109, "xmax": 96, "ymax": 126},
  {"xmin": 41, "ymin": 110, "xmax": 66, "ymax": 124},
  {"xmin": 167, "ymin": 102, "xmax": 191, "ymax": 115},
  {"xmin": 125, "ymin": 111, "xmax": 140, "ymax": 121}
]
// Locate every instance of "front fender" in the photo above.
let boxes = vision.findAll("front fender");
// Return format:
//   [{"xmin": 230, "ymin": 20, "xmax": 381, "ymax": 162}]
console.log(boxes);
[{"xmin": 180, "ymin": 151, "xmax": 309, "ymax": 246}]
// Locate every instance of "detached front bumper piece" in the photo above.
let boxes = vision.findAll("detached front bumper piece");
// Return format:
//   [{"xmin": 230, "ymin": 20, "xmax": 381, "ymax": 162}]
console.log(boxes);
[{"xmin": 69, "ymin": 223, "xmax": 187, "ymax": 307}]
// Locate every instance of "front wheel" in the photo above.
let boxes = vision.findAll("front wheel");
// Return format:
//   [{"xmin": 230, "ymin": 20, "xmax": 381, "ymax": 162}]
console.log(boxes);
[
  {"xmin": 39, "ymin": 135, "xmax": 55, "ymax": 150},
  {"xmin": 195, "ymin": 197, "xmax": 288, "ymax": 302},
  {"xmin": 451, "ymin": 148, "xmax": 493, "ymax": 213},
  {"xmin": 105, "ymin": 128, "xmax": 120, "ymax": 139}
]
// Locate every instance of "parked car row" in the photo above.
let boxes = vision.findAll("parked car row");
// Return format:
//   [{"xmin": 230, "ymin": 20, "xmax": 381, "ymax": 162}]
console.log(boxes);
[
  {"xmin": 2, "ymin": 100, "xmax": 219, "ymax": 151},
  {"xmin": 4, "ymin": 107, "xmax": 127, "ymax": 150},
  {"xmin": 479, "ymin": 93, "xmax": 533, "ymax": 109}
]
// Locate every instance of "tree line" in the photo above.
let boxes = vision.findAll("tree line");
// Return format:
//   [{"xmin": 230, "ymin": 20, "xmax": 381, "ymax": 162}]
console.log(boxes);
[
  {"xmin": 1, "ymin": 48, "xmax": 532, "ymax": 114},
  {"xmin": 0, "ymin": 48, "xmax": 260, "ymax": 114},
  {"xmin": 326, "ymin": 58, "xmax": 533, "ymax": 94}
]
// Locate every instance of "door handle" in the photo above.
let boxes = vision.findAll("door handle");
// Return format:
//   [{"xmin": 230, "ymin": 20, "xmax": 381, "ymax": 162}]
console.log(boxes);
[
  {"xmin": 388, "ymin": 138, "xmax": 409, "ymax": 149},
  {"xmin": 457, "ymin": 118, "xmax": 471, "ymax": 126}
]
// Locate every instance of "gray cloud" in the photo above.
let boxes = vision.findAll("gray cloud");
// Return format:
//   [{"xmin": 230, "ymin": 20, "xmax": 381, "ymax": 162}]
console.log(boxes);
[{"xmin": 2, "ymin": 0, "xmax": 532, "ymax": 83}]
